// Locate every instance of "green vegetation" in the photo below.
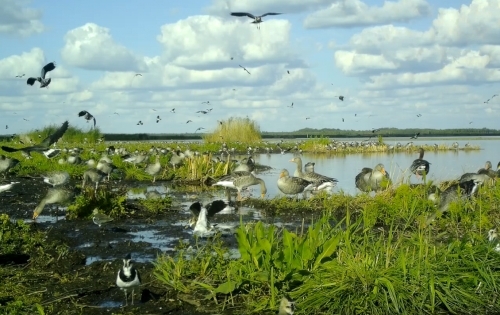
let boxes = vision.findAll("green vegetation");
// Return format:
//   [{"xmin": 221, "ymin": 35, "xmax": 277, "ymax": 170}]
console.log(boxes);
[
  {"xmin": 67, "ymin": 186, "xmax": 127, "ymax": 219},
  {"xmin": 23, "ymin": 124, "xmax": 102, "ymax": 144},
  {"xmin": 204, "ymin": 117, "xmax": 262, "ymax": 143},
  {"xmin": 154, "ymin": 183, "xmax": 500, "ymax": 314},
  {"xmin": 138, "ymin": 197, "xmax": 173, "ymax": 214}
]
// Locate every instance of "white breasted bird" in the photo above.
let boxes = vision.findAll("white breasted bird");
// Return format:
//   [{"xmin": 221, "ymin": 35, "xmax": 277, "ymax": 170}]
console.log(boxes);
[{"xmin": 116, "ymin": 253, "xmax": 141, "ymax": 306}]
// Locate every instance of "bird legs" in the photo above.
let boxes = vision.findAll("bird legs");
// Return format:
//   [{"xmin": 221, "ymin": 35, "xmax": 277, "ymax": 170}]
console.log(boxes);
[{"xmin": 122, "ymin": 288, "xmax": 136, "ymax": 306}]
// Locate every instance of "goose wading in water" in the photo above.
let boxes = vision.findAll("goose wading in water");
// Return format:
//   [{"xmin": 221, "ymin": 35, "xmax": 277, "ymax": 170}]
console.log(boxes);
[
  {"xmin": 33, "ymin": 187, "xmax": 75, "ymax": 219},
  {"xmin": 212, "ymin": 171, "xmax": 267, "ymax": 201},
  {"xmin": 425, "ymin": 179, "xmax": 481, "ymax": 226},
  {"xmin": 355, "ymin": 164, "xmax": 391, "ymax": 192},
  {"xmin": 410, "ymin": 148, "xmax": 430, "ymax": 180},
  {"xmin": 277, "ymin": 169, "xmax": 315, "ymax": 197},
  {"xmin": 303, "ymin": 161, "xmax": 338, "ymax": 192}
]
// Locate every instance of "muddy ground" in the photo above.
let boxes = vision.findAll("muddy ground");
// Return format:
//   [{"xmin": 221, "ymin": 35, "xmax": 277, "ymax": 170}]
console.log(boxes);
[{"xmin": 0, "ymin": 177, "xmax": 294, "ymax": 315}]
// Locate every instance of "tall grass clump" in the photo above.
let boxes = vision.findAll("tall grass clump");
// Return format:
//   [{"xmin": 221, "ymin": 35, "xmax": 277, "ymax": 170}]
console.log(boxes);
[
  {"xmin": 23, "ymin": 124, "xmax": 102, "ymax": 144},
  {"xmin": 203, "ymin": 117, "xmax": 261, "ymax": 143}
]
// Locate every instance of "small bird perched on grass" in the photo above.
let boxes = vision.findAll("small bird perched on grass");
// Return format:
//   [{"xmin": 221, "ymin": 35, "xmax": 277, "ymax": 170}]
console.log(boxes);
[{"xmin": 116, "ymin": 253, "xmax": 141, "ymax": 306}]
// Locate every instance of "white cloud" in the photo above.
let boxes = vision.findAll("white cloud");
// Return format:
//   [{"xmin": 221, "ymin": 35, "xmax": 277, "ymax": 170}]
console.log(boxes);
[
  {"xmin": 304, "ymin": 0, "xmax": 431, "ymax": 29},
  {"xmin": 61, "ymin": 23, "xmax": 146, "ymax": 72},
  {"xmin": 0, "ymin": 0, "xmax": 44, "ymax": 37}
]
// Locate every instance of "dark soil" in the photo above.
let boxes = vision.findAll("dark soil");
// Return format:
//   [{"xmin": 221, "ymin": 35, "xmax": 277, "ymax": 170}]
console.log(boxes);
[{"xmin": 0, "ymin": 177, "xmax": 255, "ymax": 315}]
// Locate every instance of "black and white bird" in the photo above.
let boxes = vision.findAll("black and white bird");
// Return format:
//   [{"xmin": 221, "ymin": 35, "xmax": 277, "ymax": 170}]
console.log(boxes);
[
  {"xmin": 171, "ymin": 108, "xmax": 176, "ymax": 113},
  {"xmin": 230, "ymin": 12, "xmax": 282, "ymax": 29},
  {"xmin": 409, "ymin": 148, "xmax": 430, "ymax": 180},
  {"xmin": 26, "ymin": 62, "xmax": 56, "ymax": 88},
  {"xmin": 1, "ymin": 121, "xmax": 68, "ymax": 158},
  {"xmin": 239, "ymin": 65, "xmax": 251, "ymax": 74},
  {"xmin": 287, "ymin": 103, "xmax": 293, "ymax": 108},
  {"xmin": 15, "ymin": 74, "xmax": 25, "ymax": 78},
  {"xmin": 78, "ymin": 110, "xmax": 96, "ymax": 127},
  {"xmin": 156, "ymin": 115, "xmax": 161, "ymax": 123},
  {"xmin": 197, "ymin": 110, "xmax": 208, "ymax": 114},
  {"xmin": 410, "ymin": 132, "xmax": 420, "ymax": 139},
  {"xmin": 334, "ymin": 95, "xmax": 344, "ymax": 101},
  {"xmin": 202, "ymin": 101, "xmax": 210, "ymax": 104},
  {"xmin": 195, "ymin": 127, "xmax": 205, "ymax": 132},
  {"xmin": 137, "ymin": 121, "xmax": 143, "ymax": 125},
  {"xmin": 116, "ymin": 253, "xmax": 142, "ymax": 306}
]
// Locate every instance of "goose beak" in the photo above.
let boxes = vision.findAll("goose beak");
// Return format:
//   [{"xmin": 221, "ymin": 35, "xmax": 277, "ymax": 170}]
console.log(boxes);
[
  {"xmin": 289, "ymin": 159, "xmax": 294, "ymax": 162},
  {"xmin": 381, "ymin": 168, "xmax": 386, "ymax": 175},
  {"xmin": 32, "ymin": 212, "xmax": 39, "ymax": 220},
  {"xmin": 260, "ymin": 193, "xmax": 266, "ymax": 199}
]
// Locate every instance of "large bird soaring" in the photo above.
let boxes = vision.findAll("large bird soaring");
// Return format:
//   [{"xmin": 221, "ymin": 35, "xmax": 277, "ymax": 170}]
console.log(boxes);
[
  {"xmin": 78, "ymin": 110, "xmax": 96, "ymax": 127},
  {"xmin": 27, "ymin": 62, "xmax": 56, "ymax": 88},
  {"xmin": 231, "ymin": 12, "xmax": 282, "ymax": 29},
  {"xmin": 1, "ymin": 121, "xmax": 69, "ymax": 158}
]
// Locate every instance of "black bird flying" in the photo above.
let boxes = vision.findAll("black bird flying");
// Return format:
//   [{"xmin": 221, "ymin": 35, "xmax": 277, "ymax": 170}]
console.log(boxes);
[
  {"xmin": 78, "ymin": 110, "xmax": 96, "ymax": 127},
  {"xmin": 230, "ymin": 12, "xmax": 282, "ymax": 29},
  {"xmin": 27, "ymin": 62, "xmax": 56, "ymax": 88}
]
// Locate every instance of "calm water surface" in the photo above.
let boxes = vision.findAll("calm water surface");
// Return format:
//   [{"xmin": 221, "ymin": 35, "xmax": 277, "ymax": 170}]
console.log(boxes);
[{"xmin": 250, "ymin": 137, "xmax": 500, "ymax": 197}]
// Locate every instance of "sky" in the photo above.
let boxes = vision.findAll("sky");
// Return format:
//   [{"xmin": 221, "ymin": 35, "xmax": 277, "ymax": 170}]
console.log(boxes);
[{"xmin": 0, "ymin": 0, "xmax": 499, "ymax": 135}]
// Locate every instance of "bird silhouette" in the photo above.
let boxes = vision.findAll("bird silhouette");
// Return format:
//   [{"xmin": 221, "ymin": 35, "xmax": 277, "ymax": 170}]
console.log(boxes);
[
  {"xmin": 27, "ymin": 62, "xmax": 56, "ymax": 88},
  {"xmin": 137, "ymin": 121, "xmax": 143, "ymax": 125},
  {"xmin": 186, "ymin": 120, "xmax": 192, "ymax": 124},
  {"xmin": 156, "ymin": 115, "xmax": 161, "ymax": 123},
  {"xmin": 230, "ymin": 12, "xmax": 282, "ymax": 29},
  {"xmin": 78, "ymin": 110, "xmax": 96, "ymax": 128},
  {"xmin": 239, "ymin": 65, "xmax": 251, "ymax": 74}
]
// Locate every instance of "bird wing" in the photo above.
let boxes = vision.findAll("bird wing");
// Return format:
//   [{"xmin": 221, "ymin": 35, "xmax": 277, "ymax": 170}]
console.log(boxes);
[
  {"xmin": 93, "ymin": 117, "xmax": 96, "ymax": 127},
  {"xmin": 231, "ymin": 12, "xmax": 255, "ymax": 18},
  {"xmin": 261, "ymin": 12, "xmax": 282, "ymax": 17},
  {"xmin": 1, "ymin": 146, "xmax": 21, "ymax": 153},
  {"xmin": 205, "ymin": 200, "xmax": 229, "ymax": 218},
  {"xmin": 41, "ymin": 62, "xmax": 56, "ymax": 79},
  {"xmin": 40, "ymin": 121, "xmax": 69, "ymax": 147},
  {"xmin": 26, "ymin": 77, "xmax": 37, "ymax": 86},
  {"xmin": 78, "ymin": 110, "xmax": 88, "ymax": 117},
  {"xmin": 189, "ymin": 201, "xmax": 201, "ymax": 217}
]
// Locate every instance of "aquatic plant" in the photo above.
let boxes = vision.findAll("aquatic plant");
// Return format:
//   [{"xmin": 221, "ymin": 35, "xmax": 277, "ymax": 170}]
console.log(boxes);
[
  {"xmin": 153, "ymin": 182, "xmax": 500, "ymax": 313},
  {"xmin": 66, "ymin": 186, "xmax": 127, "ymax": 219},
  {"xmin": 203, "ymin": 117, "xmax": 262, "ymax": 143}
]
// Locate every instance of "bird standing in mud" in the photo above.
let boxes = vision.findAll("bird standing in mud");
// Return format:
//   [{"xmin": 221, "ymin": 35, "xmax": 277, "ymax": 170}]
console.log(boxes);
[
  {"xmin": 26, "ymin": 62, "xmax": 56, "ymax": 88},
  {"xmin": 116, "ymin": 253, "xmax": 141, "ymax": 306},
  {"xmin": 92, "ymin": 208, "xmax": 113, "ymax": 227}
]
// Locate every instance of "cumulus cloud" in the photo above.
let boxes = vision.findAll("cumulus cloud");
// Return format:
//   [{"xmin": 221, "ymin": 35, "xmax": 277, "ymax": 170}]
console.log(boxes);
[
  {"xmin": 0, "ymin": 0, "xmax": 44, "ymax": 37},
  {"xmin": 304, "ymin": 0, "xmax": 431, "ymax": 29},
  {"xmin": 61, "ymin": 23, "xmax": 146, "ymax": 72},
  {"xmin": 333, "ymin": 0, "xmax": 500, "ymax": 89}
]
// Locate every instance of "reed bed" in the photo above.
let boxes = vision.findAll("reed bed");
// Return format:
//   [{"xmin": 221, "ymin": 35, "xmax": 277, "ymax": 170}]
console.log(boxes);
[{"xmin": 203, "ymin": 117, "xmax": 262, "ymax": 143}]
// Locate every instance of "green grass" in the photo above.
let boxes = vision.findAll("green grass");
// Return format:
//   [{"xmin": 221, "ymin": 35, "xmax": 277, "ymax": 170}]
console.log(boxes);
[
  {"xmin": 21, "ymin": 124, "xmax": 103, "ymax": 144},
  {"xmin": 153, "ymin": 182, "xmax": 500, "ymax": 314},
  {"xmin": 203, "ymin": 117, "xmax": 262, "ymax": 143}
]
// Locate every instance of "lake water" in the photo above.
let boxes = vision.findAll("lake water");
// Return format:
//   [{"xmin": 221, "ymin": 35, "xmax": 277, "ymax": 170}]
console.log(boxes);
[{"xmin": 246, "ymin": 136, "xmax": 500, "ymax": 197}]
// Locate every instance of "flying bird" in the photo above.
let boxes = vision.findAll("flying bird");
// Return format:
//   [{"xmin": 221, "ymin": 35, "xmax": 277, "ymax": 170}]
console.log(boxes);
[
  {"xmin": 206, "ymin": 108, "xmax": 213, "ymax": 112},
  {"xmin": 186, "ymin": 120, "xmax": 192, "ymax": 124},
  {"xmin": 202, "ymin": 101, "xmax": 210, "ymax": 104},
  {"xmin": 230, "ymin": 12, "xmax": 282, "ymax": 29},
  {"xmin": 484, "ymin": 94, "xmax": 498, "ymax": 103},
  {"xmin": 239, "ymin": 65, "xmax": 251, "ymax": 74},
  {"xmin": 306, "ymin": 117, "xmax": 310, "ymax": 120},
  {"xmin": 195, "ymin": 127, "xmax": 205, "ymax": 133},
  {"xmin": 114, "ymin": 112, "xmax": 119, "ymax": 115},
  {"xmin": 171, "ymin": 108, "xmax": 176, "ymax": 113},
  {"xmin": 137, "ymin": 121, "xmax": 143, "ymax": 125},
  {"xmin": 134, "ymin": 73, "xmax": 142, "ymax": 77},
  {"xmin": 78, "ymin": 110, "xmax": 96, "ymax": 127},
  {"xmin": 287, "ymin": 103, "xmax": 293, "ymax": 108},
  {"xmin": 416, "ymin": 114, "xmax": 422, "ymax": 117},
  {"xmin": 23, "ymin": 118, "xmax": 29, "ymax": 121},
  {"xmin": 287, "ymin": 70, "xmax": 290, "ymax": 74},
  {"xmin": 372, "ymin": 129, "xmax": 380, "ymax": 133},
  {"xmin": 152, "ymin": 109, "xmax": 157, "ymax": 111},
  {"xmin": 5, "ymin": 125, "xmax": 7, "ymax": 129},
  {"xmin": 15, "ymin": 74, "xmax": 25, "ymax": 78},
  {"xmin": 410, "ymin": 132, "xmax": 420, "ymax": 139},
  {"xmin": 469, "ymin": 121, "xmax": 473, "ymax": 124},
  {"xmin": 27, "ymin": 62, "xmax": 56, "ymax": 88},
  {"xmin": 156, "ymin": 115, "xmax": 161, "ymax": 123},
  {"xmin": 1, "ymin": 121, "xmax": 69, "ymax": 158},
  {"xmin": 334, "ymin": 95, "xmax": 344, "ymax": 101},
  {"xmin": 197, "ymin": 111, "xmax": 208, "ymax": 114},
  {"xmin": 342, "ymin": 118, "xmax": 344, "ymax": 122}
]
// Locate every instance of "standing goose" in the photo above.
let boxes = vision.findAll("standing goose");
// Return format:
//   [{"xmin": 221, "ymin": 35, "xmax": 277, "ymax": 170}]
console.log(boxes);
[
  {"xmin": 290, "ymin": 156, "xmax": 305, "ymax": 178},
  {"xmin": 1, "ymin": 121, "xmax": 69, "ymax": 158},
  {"xmin": 212, "ymin": 171, "xmax": 267, "ymax": 201},
  {"xmin": 33, "ymin": 187, "xmax": 75, "ymax": 219},
  {"xmin": 277, "ymin": 169, "xmax": 315, "ymax": 197},
  {"xmin": 425, "ymin": 179, "xmax": 481, "ymax": 226},
  {"xmin": 410, "ymin": 148, "xmax": 430, "ymax": 180},
  {"xmin": 234, "ymin": 156, "xmax": 255, "ymax": 173},
  {"xmin": 43, "ymin": 171, "xmax": 70, "ymax": 187},
  {"xmin": 477, "ymin": 161, "xmax": 497, "ymax": 179},
  {"xmin": 144, "ymin": 155, "xmax": 161, "ymax": 183},
  {"xmin": 355, "ymin": 164, "xmax": 390, "ymax": 192},
  {"xmin": 303, "ymin": 161, "xmax": 338, "ymax": 192}
]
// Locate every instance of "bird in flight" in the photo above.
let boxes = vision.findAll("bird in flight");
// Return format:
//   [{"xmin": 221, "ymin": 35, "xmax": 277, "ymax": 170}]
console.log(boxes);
[
  {"xmin": 78, "ymin": 110, "xmax": 96, "ymax": 127},
  {"xmin": 230, "ymin": 12, "xmax": 282, "ymax": 29},
  {"xmin": 195, "ymin": 127, "xmax": 205, "ymax": 133},
  {"xmin": 372, "ymin": 129, "xmax": 380, "ymax": 133},
  {"xmin": 484, "ymin": 94, "xmax": 498, "ymax": 103},
  {"xmin": 27, "ymin": 62, "xmax": 56, "ymax": 88},
  {"xmin": 186, "ymin": 120, "xmax": 192, "ymax": 124},
  {"xmin": 416, "ymin": 114, "xmax": 422, "ymax": 117},
  {"xmin": 410, "ymin": 132, "xmax": 420, "ymax": 139},
  {"xmin": 134, "ymin": 73, "xmax": 142, "ymax": 77},
  {"xmin": 202, "ymin": 101, "xmax": 210, "ymax": 104},
  {"xmin": 15, "ymin": 74, "xmax": 25, "ymax": 78},
  {"xmin": 305, "ymin": 117, "xmax": 310, "ymax": 120},
  {"xmin": 469, "ymin": 121, "xmax": 473, "ymax": 124},
  {"xmin": 334, "ymin": 95, "xmax": 344, "ymax": 101},
  {"xmin": 206, "ymin": 108, "xmax": 213, "ymax": 112},
  {"xmin": 342, "ymin": 118, "xmax": 344, "ymax": 122},
  {"xmin": 287, "ymin": 70, "xmax": 290, "ymax": 74},
  {"xmin": 23, "ymin": 118, "xmax": 29, "ymax": 121},
  {"xmin": 5, "ymin": 125, "xmax": 8, "ymax": 129},
  {"xmin": 113, "ymin": 112, "xmax": 119, "ymax": 115},
  {"xmin": 287, "ymin": 103, "xmax": 293, "ymax": 108},
  {"xmin": 171, "ymin": 108, "xmax": 176, "ymax": 113},
  {"xmin": 239, "ymin": 65, "xmax": 251, "ymax": 75},
  {"xmin": 152, "ymin": 109, "xmax": 157, "ymax": 111},
  {"xmin": 1, "ymin": 121, "xmax": 69, "ymax": 158},
  {"xmin": 137, "ymin": 121, "xmax": 143, "ymax": 125},
  {"xmin": 197, "ymin": 111, "xmax": 208, "ymax": 114},
  {"xmin": 156, "ymin": 115, "xmax": 161, "ymax": 123}
]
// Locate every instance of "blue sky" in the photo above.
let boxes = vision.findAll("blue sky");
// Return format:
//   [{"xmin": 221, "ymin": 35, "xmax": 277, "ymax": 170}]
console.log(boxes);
[{"xmin": 0, "ymin": 0, "xmax": 499, "ymax": 135}]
